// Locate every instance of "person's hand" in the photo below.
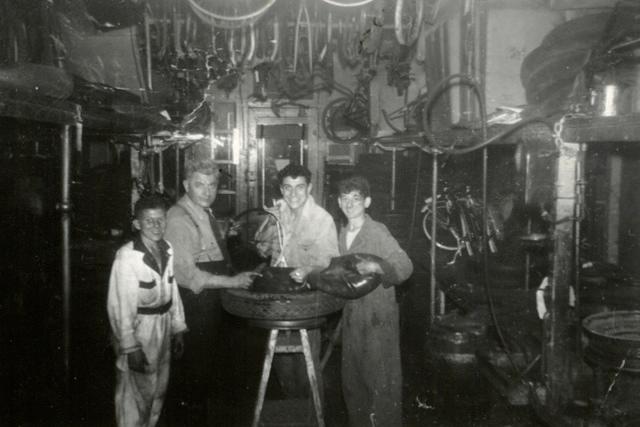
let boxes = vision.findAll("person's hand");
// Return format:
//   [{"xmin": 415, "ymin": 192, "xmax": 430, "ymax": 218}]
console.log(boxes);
[
  {"xmin": 264, "ymin": 199, "xmax": 286, "ymax": 217},
  {"xmin": 290, "ymin": 267, "xmax": 312, "ymax": 283},
  {"xmin": 227, "ymin": 271, "xmax": 261, "ymax": 289},
  {"xmin": 172, "ymin": 332, "xmax": 185, "ymax": 360},
  {"xmin": 355, "ymin": 260, "xmax": 383, "ymax": 275},
  {"xmin": 255, "ymin": 240, "xmax": 272, "ymax": 258},
  {"xmin": 227, "ymin": 219, "xmax": 241, "ymax": 237},
  {"xmin": 127, "ymin": 349, "xmax": 148, "ymax": 373}
]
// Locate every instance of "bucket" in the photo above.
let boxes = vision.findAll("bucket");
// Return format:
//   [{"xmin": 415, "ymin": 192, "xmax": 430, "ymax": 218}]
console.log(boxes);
[{"xmin": 583, "ymin": 310, "xmax": 640, "ymax": 372}]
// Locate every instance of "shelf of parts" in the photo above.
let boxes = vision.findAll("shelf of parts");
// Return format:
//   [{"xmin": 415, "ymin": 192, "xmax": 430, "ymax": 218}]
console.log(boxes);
[{"xmin": 562, "ymin": 113, "xmax": 640, "ymax": 144}]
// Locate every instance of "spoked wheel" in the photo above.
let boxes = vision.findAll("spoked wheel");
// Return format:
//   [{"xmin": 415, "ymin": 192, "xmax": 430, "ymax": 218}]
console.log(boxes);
[
  {"xmin": 226, "ymin": 208, "xmax": 272, "ymax": 271},
  {"xmin": 421, "ymin": 200, "xmax": 459, "ymax": 252}
]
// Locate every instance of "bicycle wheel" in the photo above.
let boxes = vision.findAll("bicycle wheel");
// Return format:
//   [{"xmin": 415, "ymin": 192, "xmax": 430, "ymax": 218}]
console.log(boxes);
[
  {"xmin": 422, "ymin": 201, "xmax": 460, "ymax": 252},
  {"xmin": 465, "ymin": 204, "xmax": 500, "ymax": 255},
  {"xmin": 321, "ymin": 97, "xmax": 366, "ymax": 143}
]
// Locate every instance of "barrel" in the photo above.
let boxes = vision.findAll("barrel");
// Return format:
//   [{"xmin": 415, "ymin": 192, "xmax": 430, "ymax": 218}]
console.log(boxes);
[{"xmin": 583, "ymin": 310, "xmax": 640, "ymax": 372}]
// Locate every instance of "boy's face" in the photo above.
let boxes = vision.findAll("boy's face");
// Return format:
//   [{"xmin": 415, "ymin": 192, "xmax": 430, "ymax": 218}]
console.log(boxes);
[
  {"xmin": 133, "ymin": 208, "xmax": 166, "ymax": 243},
  {"xmin": 280, "ymin": 176, "xmax": 312, "ymax": 212},
  {"xmin": 338, "ymin": 190, "xmax": 371, "ymax": 221}
]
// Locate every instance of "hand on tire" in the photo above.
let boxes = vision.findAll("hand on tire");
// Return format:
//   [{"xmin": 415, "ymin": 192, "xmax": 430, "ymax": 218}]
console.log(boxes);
[{"xmin": 228, "ymin": 271, "xmax": 261, "ymax": 289}]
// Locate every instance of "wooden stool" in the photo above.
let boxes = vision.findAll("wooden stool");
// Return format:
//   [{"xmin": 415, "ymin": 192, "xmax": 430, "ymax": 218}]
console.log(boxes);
[{"xmin": 250, "ymin": 318, "xmax": 326, "ymax": 427}]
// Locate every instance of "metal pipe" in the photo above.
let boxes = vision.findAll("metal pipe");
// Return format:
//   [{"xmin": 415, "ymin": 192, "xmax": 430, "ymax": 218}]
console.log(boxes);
[
  {"xmin": 429, "ymin": 153, "xmax": 438, "ymax": 324},
  {"xmin": 300, "ymin": 124, "xmax": 305, "ymax": 165},
  {"xmin": 146, "ymin": 134, "xmax": 155, "ymax": 190},
  {"xmin": 408, "ymin": 150, "xmax": 423, "ymax": 244},
  {"xmin": 482, "ymin": 143, "xmax": 488, "ymax": 270},
  {"xmin": 524, "ymin": 150, "xmax": 531, "ymax": 290},
  {"xmin": 158, "ymin": 146, "xmax": 164, "ymax": 194},
  {"xmin": 175, "ymin": 144, "xmax": 180, "ymax": 202},
  {"xmin": 60, "ymin": 124, "xmax": 72, "ymax": 388},
  {"xmin": 145, "ymin": 12, "xmax": 153, "ymax": 91},
  {"xmin": 300, "ymin": 139, "xmax": 304, "ymax": 165},
  {"xmin": 74, "ymin": 105, "xmax": 83, "ymax": 177},
  {"xmin": 391, "ymin": 148, "xmax": 397, "ymax": 211},
  {"xmin": 210, "ymin": 116, "xmax": 216, "ymax": 159},
  {"xmin": 574, "ymin": 143, "xmax": 586, "ymax": 354},
  {"xmin": 173, "ymin": 2, "xmax": 182, "ymax": 58},
  {"xmin": 260, "ymin": 137, "xmax": 266, "ymax": 206}
]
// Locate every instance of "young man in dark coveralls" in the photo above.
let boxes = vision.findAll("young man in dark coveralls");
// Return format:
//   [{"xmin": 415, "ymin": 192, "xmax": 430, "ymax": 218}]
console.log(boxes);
[
  {"xmin": 164, "ymin": 159, "xmax": 257, "ymax": 423},
  {"xmin": 337, "ymin": 176, "xmax": 413, "ymax": 427}
]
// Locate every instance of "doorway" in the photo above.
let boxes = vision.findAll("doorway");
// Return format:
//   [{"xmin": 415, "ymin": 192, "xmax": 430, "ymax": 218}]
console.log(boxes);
[
  {"xmin": 257, "ymin": 123, "xmax": 307, "ymax": 207},
  {"xmin": 239, "ymin": 107, "xmax": 323, "ymax": 212}
]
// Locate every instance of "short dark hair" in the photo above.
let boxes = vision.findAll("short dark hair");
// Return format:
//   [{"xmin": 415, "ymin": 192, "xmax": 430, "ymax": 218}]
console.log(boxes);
[
  {"xmin": 277, "ymin": 163, "xmax": 311, "ymax": 185},
  {"xmin": 134, "ymin": 195, "xmax": 167, "ymax": 219},
  {"xmin": 184, "ymin": 158, "xmax": 219, "ymax": 180},
  {"xmin": 338, "ymin": 175, "xmax": 370, "ymax": 198}
]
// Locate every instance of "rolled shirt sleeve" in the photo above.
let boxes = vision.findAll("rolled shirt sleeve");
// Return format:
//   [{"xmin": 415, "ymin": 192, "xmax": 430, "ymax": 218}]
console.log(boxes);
[
  {"xmin": 169, "ymin": 277, "xmax": 188, "ymax": 334},
  {"xmin": 164, "ymin": 215, "xmax": 211, "ymax": 294},
  {"xmin": 167, "ymin": 244, "xmax": 188, "ymax": 334}
]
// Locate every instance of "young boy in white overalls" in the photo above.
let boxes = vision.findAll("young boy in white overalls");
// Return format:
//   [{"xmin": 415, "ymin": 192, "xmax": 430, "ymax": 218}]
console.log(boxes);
[{"xmin": 107, "ymin": 196, "xmax": 187, "ymax": 427}]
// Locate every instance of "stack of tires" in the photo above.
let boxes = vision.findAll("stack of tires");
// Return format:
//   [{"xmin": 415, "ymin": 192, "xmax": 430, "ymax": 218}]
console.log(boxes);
[{"xmin": 520, "ymin": 12, "xmax": 610, "ymax": 111}]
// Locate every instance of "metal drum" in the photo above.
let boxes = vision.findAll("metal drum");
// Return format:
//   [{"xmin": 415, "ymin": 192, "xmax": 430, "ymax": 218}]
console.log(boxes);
[
  {"xmin": 426, "ymin": 311, "xmax": 488, "ymax": 364},
  {"xmin": 583, "ymin": 310, "xmax": 640, "ymax": 372},
  {"xmin": 221, "ymin": 267, "xmax": 345, "ymax": 321},
  {"xmin": 425, "ymin": 311, "xmax": 491, "ymax": 411}
]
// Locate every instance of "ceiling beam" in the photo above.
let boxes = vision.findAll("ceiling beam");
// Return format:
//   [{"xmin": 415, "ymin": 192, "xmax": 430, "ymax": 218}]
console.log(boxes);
[{"xmin": 549, "ymin": 0, "xmax": 617, "ymax": 9}]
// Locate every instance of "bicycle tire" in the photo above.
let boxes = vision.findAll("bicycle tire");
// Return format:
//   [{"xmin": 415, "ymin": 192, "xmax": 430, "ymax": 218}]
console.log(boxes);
[
  {"xmin": 221, "ymin": 288, "xmax": 344, "ymax": 321},
  {"xmin": 422, "ymin": 201, "xmax": 459, "ymax": 252},
  {"xmin": 321, "ymin": 97, "xmax": 366, "ymax": 144},
  {"xmin": 464, "ymin": 203, "xmax": 500, "ymax": 255},
  {"xmin": 459, "ymin": 209, "xmax": 474, "ymax": 256}
]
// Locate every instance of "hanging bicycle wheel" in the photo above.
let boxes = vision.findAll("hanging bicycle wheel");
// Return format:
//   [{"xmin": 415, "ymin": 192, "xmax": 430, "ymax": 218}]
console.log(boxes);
[
  {"xmin": 321, "ymin": 97, "xmax": 367, "ymax": 144},
  {"xmin": 226, "ymin": 208, "xmax": 271, "ymax": 272},
  {"xmin": 422, "ymin": 201, "xmax": 459, "ymax": 252}
]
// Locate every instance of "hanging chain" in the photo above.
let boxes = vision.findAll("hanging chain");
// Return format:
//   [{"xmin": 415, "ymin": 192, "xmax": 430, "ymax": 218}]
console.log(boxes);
[{"xmin": 553, "ymin": 115, "xmax": 566, "ymax": 150}]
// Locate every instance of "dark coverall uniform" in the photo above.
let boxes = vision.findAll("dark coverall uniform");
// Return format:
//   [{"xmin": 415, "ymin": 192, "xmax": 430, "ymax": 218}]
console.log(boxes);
[
  {"xmin": 165, "ymin": 195, "xmax": 233, "ymax": 422},
  {"xmin": 338, "ymin": 214, "xmax": 413, "ymax": 427}
]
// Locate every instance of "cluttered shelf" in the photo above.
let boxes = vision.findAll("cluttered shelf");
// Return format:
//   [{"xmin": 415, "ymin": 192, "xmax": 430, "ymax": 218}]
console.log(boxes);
[
  {"xmin": 373, "ymin": 120, "xmax": 554, "ymax": 152},
  {"xmin": 561, "ymin": 113, "xmax": 640, "ymax": 143}
]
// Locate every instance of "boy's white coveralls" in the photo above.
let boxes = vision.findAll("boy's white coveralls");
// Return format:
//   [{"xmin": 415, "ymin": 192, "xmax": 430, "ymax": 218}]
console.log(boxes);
[{"xmin": 107, "ymin": 237, "xmax": 187, "ymax": 427}]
